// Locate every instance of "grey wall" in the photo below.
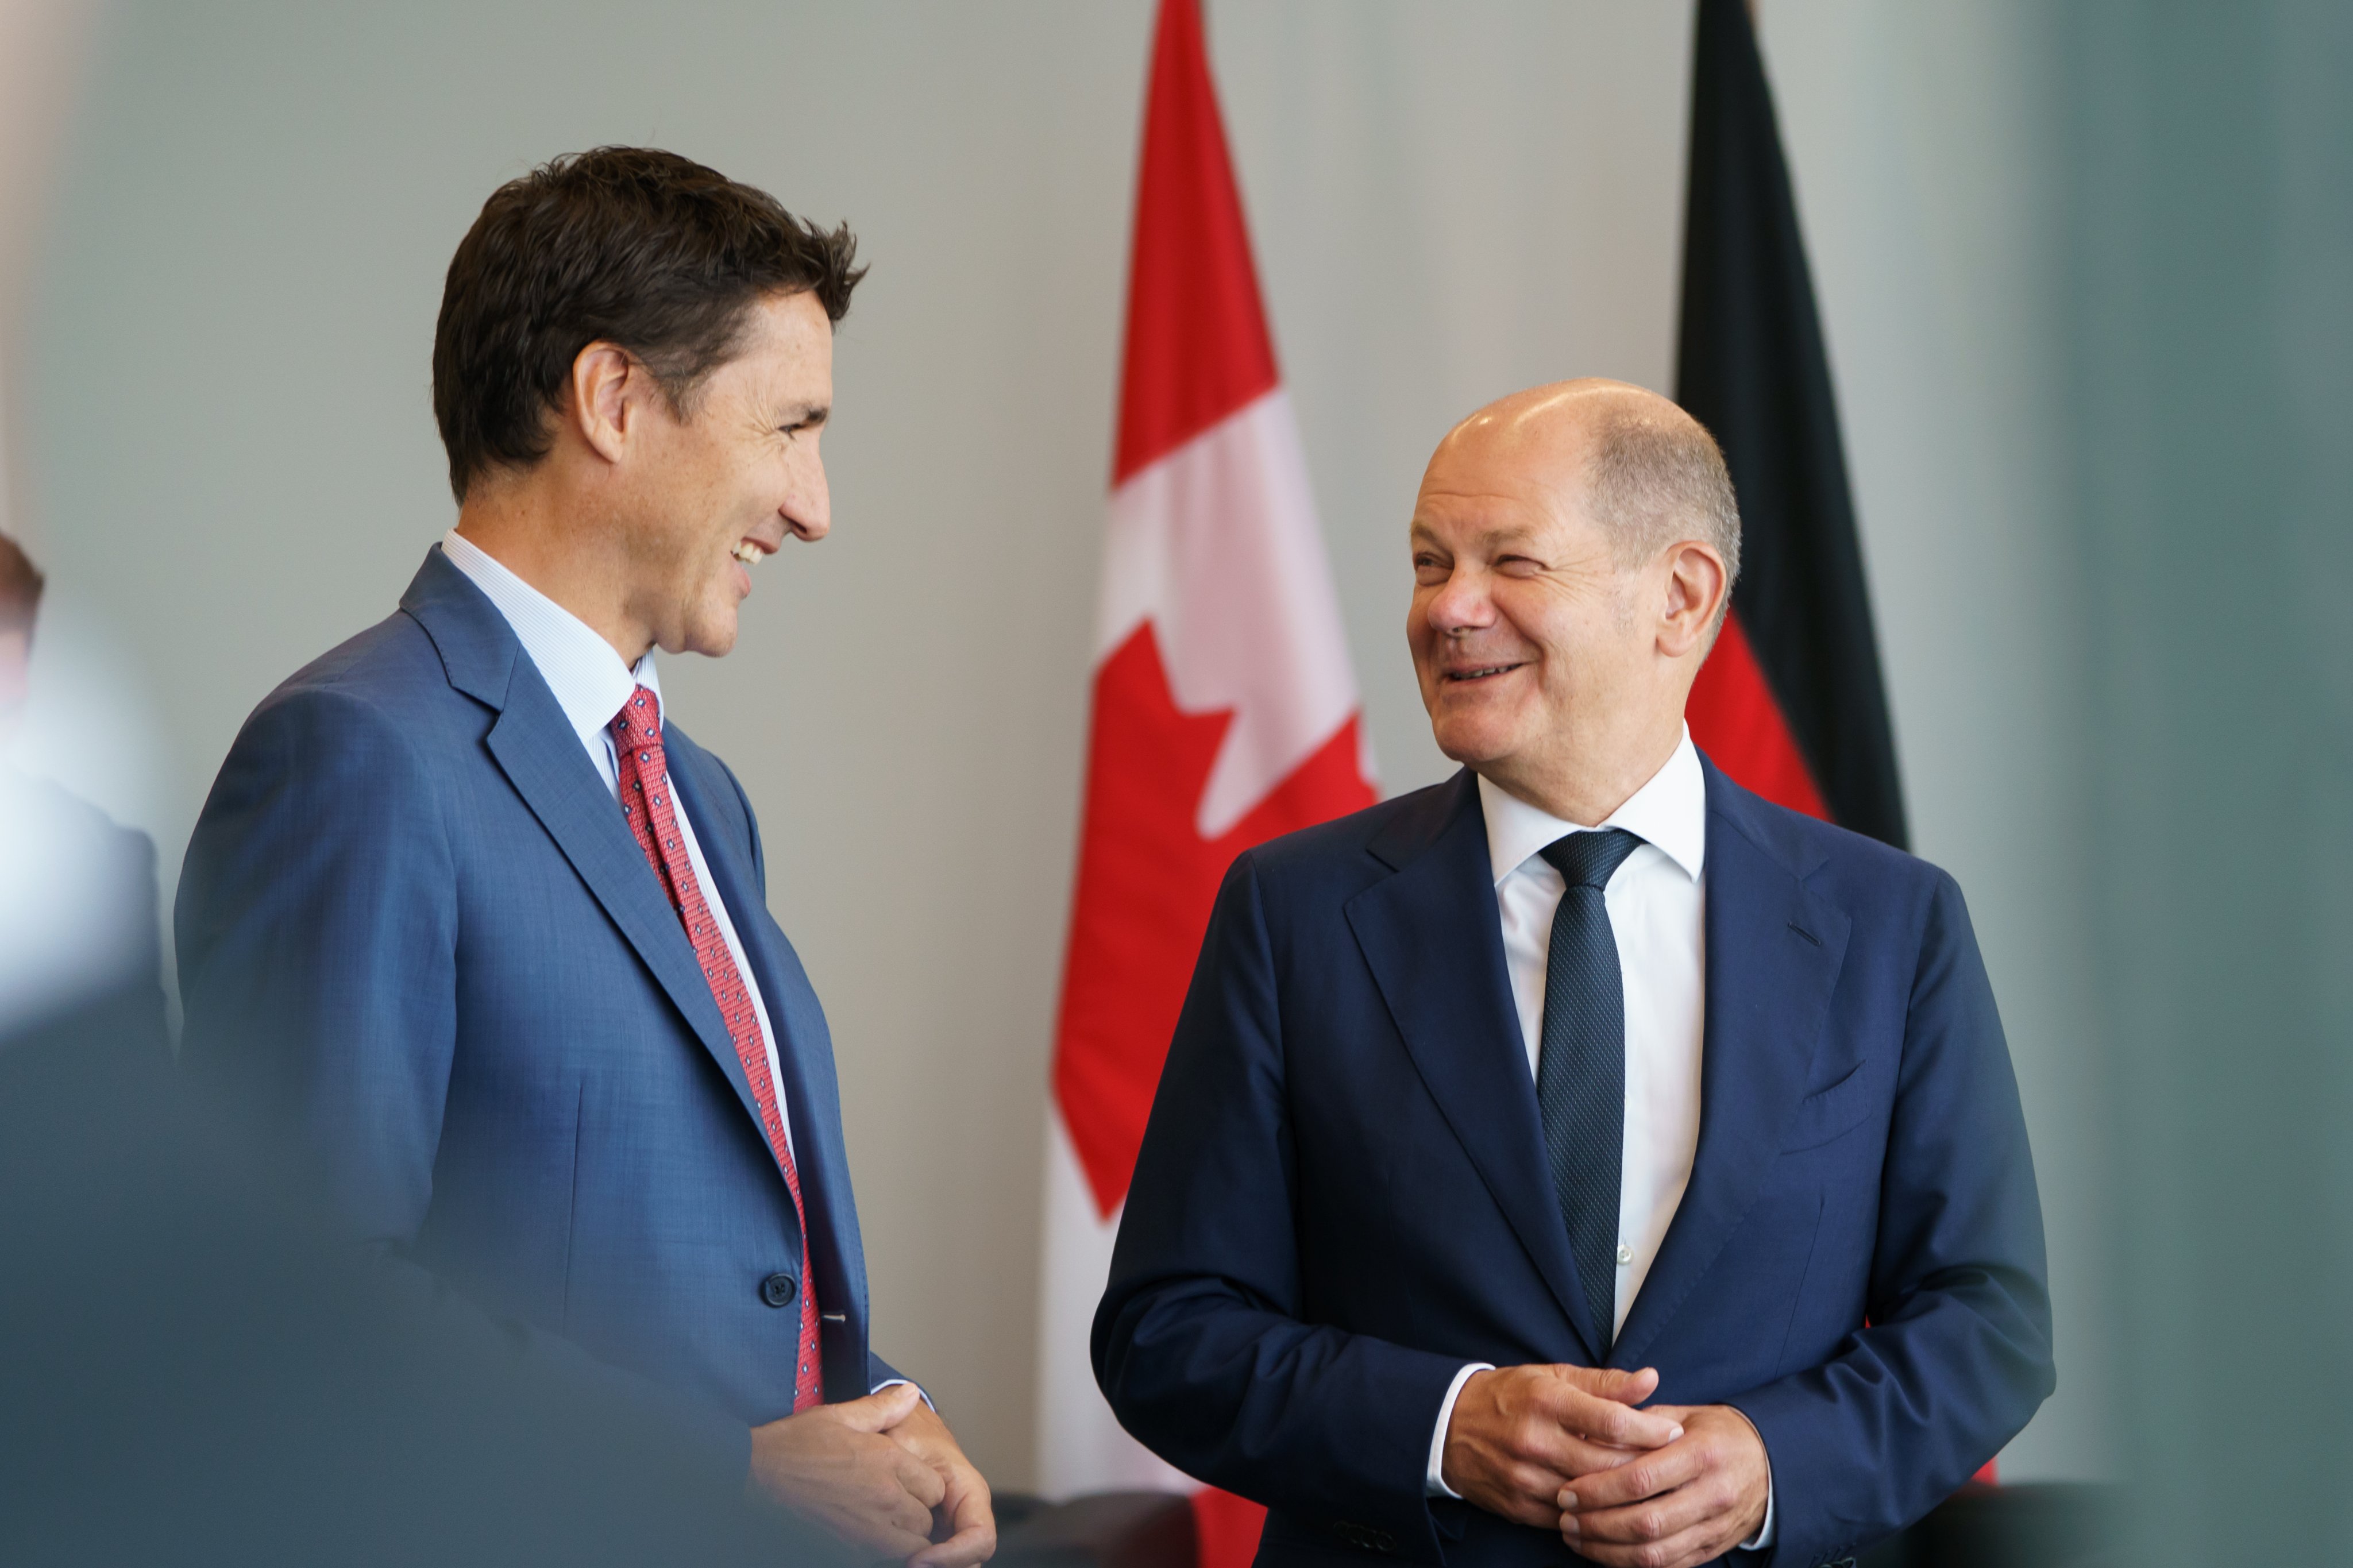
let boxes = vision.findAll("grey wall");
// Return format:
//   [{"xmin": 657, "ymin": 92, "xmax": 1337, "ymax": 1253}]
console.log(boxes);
[{"xmin": 20, "ymin": 0, "xmax": 2111, "ymax": 1490}]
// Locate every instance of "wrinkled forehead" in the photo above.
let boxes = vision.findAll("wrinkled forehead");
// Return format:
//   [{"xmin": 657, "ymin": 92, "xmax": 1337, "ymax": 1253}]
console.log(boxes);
[
  {"xmin": 705, "ymin": 290, "xmax": 835, "ymax": 401},
  {"xmin": 1411, "ymin": 426, "xmax": 1595, "ymax": 547}
]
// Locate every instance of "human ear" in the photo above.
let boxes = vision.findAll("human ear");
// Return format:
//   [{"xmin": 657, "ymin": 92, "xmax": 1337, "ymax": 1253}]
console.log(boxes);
[
  {"xmin": 567, "ymin": 342, "xmax": 638, "ymax": 465},
  {"xmin": 1657, "ymin": 541, "xmax": 1729, "ymax": 659}
]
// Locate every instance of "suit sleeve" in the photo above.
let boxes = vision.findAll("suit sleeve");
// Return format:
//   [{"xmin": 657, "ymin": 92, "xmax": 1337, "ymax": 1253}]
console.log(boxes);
[
  {"xmin": 176, "ymin": 683, "xmax": 459, "ymax": 1231},
  {"xmin": 1094, "ymin": 853, "xmax": 1467, "ymax": 1555},
  {"xmin": 176, "ymin": 684, "xmax": 750, "ymax": 1477},
  {"xmin": 1728, "ymin": 871, "xmax": 2055, "ymax": 1566}
]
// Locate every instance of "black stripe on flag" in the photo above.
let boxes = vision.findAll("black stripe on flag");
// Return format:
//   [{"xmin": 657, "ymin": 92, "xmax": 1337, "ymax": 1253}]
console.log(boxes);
[{"xmin": 1675, "ymin": 0, "xmax": 1910, "ymax": 850}]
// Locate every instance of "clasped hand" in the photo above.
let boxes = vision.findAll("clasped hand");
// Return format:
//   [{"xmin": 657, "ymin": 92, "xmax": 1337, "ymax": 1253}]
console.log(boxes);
[
  {"xmin": 1440, "ymin": 1366, "xmax": 1767, "ymax": 1568},
  {"xmin": 749, "ymin": 1382, "xmax": 996, "ymax": 1566}
]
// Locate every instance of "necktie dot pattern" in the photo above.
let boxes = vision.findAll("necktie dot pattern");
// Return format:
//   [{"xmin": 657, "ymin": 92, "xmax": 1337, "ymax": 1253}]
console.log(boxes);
[
  {"xmin": 1535, "ymin": 826, "xmax": 1644, "ymax": 1361},
  {"xmin": 611, "ymin": 686, "xmax": 821, "ymax": 1413}
]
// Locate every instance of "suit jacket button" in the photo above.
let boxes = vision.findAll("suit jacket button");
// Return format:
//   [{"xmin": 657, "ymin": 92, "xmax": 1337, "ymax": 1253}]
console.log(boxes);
[{"xmin": 761, "ymin": 1272, "xmax": 797, "ymax": 1308}]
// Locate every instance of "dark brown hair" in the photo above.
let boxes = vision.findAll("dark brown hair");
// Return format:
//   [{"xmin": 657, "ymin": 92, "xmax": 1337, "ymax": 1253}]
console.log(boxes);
[
  {"xmin": 0, "ymin": 532, "xmax": 44, "ymax": 635},
  {"xmin": 431, "ymin": 146, "xmax": 864, "ymax": 503}
]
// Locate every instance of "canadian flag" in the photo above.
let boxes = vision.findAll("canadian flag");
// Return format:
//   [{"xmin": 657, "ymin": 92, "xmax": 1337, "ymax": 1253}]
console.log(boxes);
[{"xmin": 1034, "ymin": 2, "xmax": 1378, "ymax": 1565}]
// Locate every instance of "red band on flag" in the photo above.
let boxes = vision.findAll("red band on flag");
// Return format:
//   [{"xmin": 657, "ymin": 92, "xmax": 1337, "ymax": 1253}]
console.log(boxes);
[
  {"xmin": 1189, "ymin": 1489, "xmax": 1270, "ymax": 1568},
  {"xmin": 1113, "ymin": 0, "xmax": 1279, "ymax": 485},
  {"xmin": 1685, "ymin": 611, "xmax": 1829, "ymax": 822},
  {"xmin": 1054, "ymin": 624, "xmax": 1374, "ymax": 1215}
]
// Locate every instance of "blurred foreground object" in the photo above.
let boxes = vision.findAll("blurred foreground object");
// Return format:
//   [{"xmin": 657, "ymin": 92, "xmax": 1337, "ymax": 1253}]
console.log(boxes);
[
  {"xmin": 996, "ymin": 1492, "xmax": 1195, "ymax": 1568},
  {"xmin": 2049, "ymin": 3, "xmax": 2353, "ymax": 1562},
  {"xmin": 1858, "ymin": 1483, "xmax": 2123, "ymax": 1568},
  {"xmin": 0, "ymin": 530, "xmax": 164, "ymax": 1050},
  {"xmin": 0, "ymin": 987, "xmax": 844, "ymax": 1566}
]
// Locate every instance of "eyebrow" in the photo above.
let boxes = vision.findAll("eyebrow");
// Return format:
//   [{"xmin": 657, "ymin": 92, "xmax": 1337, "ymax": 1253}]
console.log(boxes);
[{"xmin": 1409, "ymin": 519, "xmax": 1542, "ymax": 551}]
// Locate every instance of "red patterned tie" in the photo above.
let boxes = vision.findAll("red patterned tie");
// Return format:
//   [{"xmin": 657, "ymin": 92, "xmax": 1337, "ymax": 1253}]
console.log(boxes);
[{"xmin": 610, "ymin": 685, "xmax": 821, "ymax": 1412}]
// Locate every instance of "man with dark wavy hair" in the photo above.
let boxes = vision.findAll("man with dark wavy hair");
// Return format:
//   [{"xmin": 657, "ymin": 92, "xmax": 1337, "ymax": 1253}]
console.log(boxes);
[{"xmin": 178, "ymin": 148, "xmax": 993, "ymax": 1566}]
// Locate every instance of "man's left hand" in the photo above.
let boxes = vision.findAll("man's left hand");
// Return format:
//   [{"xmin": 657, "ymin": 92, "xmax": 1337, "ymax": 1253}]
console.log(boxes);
[
  {"xmin": 1556, "ymin": 1404, "xmax": 1768, "ymax": 1568},
  {"xmin": 883, "ymin": 1394, "xmax": 997, "ymax": 1568}
]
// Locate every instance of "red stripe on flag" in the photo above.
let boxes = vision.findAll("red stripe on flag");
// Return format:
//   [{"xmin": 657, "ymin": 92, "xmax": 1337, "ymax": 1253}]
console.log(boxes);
[
  {"xmin": 1685, "ymin": 611, "xmax": 1830, "ymax": 821},
  {"xmin": 1113, "ymin": 0, "xmax": 1280, "ymax": 485},
  {"xmin": 1054, "ymin": 623, "xmax": 1375, "ymax": 1215},
  {"xmin": 1189, "ymin": 1487, "xmax": 1268, "ymax": 1568}
]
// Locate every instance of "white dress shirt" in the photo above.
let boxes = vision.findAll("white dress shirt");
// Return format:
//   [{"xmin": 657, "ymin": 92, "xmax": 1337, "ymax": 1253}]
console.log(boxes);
[
  {"xmin": 440, "ymin": 530, "xmax": 794, "ymax": 1160},
  {"xmin": 1423, "ymin": 728, "xmax": 1772, "ymax": 1550}
]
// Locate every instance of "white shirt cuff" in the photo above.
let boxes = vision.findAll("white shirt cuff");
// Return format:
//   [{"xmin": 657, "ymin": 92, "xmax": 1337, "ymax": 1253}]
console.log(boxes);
[
  {"xmin": 1739, "ymin": 1461, "xmax": 1774, "ymax": 1550},
  {"xmin": 1424, "ymin": 1364, "xmax": 1494, "ymax": 1498},
  {"xmin": 872, "ymin": 1376, "xmax": 935, "ymax": 1412}
]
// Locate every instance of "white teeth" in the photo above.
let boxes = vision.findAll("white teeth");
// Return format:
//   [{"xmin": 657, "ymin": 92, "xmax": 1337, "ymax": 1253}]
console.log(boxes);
[{"xmin": 733, "ymin": 541, "xmax": 763, "ymax": 563}]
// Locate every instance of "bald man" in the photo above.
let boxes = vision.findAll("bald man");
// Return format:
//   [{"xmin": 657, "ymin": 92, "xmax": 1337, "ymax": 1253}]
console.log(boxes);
[{"xmin": 1094, "ymin": 383, "xmax": 2052, "ymax": 1568}]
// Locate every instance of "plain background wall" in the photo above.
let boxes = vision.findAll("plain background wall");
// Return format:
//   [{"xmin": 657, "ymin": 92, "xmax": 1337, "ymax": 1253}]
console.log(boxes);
[{"xmin": 16, "ymin": 0, "xmax": 2111, "ymax": 1490}]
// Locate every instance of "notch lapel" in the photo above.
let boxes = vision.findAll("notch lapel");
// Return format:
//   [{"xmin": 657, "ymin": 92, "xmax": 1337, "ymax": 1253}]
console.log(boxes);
[
  {"xmin": 1611, "ymin": 764, "xmax": 1850, "ymax": 1369},
  {"xmin": 1345, "ymin": 773, "xmax": 1610, "ymax": 1364},
  {"xmin": 483, "ymin": 685, "xmax": 772, "ymax": 1141},
  {"xmin": 399, "ymin": 550, "xmax": 770, "ymax": 1149}
]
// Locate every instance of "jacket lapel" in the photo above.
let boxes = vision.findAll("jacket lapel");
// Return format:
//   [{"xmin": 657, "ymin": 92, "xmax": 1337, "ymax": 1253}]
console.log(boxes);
[
  {"xmin": 399, "ymin": 549, "xmax": 770, "ymax": 1146},
  {"xmin": 1611, "ymin": 760, "xmax": 1851, "ymax": 1368},
  {"xmin": 1345, "ymin": 771, "xmax": 1610, "ymax": 1363},
  {"xmin": 665, "ymin": 751, "xmax": 869, "ymax": 1331}
]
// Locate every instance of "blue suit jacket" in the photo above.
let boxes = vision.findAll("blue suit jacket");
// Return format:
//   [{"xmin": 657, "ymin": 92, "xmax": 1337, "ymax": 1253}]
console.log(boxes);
[
  {"xmin": 177, "ymin": 549, "xmax": 897, "ymax": 1474},
  {"xmin": 1093, "ymin": 764, "xmax": 2053, "ymax": 1568}
]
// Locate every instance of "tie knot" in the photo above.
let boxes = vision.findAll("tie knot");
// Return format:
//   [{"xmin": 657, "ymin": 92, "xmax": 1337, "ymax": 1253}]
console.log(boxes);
[
  {"xmin": 610, "ymin": 685, "xmax": 663, "ymax": 747},
  {"xmin": 1538, "ymin": 827, "xmax": 1642, "ymax": 890}
]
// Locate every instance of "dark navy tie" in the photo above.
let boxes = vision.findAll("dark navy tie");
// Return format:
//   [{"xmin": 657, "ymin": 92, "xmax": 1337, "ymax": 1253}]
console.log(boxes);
[{"xmin": 1536, "ymin": 827, "xmax": 1643, "ymax": 1359}]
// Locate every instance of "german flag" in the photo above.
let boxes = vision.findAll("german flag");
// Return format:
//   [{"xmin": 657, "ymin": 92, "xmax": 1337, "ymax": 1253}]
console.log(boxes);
[{"xmin": 1676, "ymin": 0, "xmax": 1908, "ymax": 851}]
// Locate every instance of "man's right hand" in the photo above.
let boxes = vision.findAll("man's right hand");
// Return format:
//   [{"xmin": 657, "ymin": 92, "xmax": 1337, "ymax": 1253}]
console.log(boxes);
[
  {"xmin": 750, "ymin": 1382, "xmax": 947, "ymax": 1561},
  {"xmin": 1439, "ymin": 1365, "xmax": 1684, "ymax": 1530}
]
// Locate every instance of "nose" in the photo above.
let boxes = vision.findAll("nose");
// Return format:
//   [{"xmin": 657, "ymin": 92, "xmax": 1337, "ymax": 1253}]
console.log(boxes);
[
  {"xmin": 1421, "ymin": 564, "xmax": 1493, "ymax": 635},
  {"xmin": 782, "ymin": 447, "xmax": 831, "ymax": 542}
]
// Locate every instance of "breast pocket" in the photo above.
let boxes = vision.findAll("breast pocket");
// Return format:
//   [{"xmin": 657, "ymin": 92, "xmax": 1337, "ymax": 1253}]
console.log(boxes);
[{"xmin": 1779, "ymin": 1061, "xmax": 1875, "ymax": 1153}]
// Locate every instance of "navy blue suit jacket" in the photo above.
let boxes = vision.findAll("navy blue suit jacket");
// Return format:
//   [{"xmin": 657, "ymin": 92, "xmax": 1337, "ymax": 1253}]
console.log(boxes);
[
  {"xmin": 1093, "ymin": 764, "xmax": 2053, "ymax": 1568},
  {"xmin": 178, "ymin": 549, "xmax": 897, "ymax": 1475}
]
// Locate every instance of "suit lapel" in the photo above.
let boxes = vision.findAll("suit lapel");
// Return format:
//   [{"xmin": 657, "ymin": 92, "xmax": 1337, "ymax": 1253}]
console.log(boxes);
[
  {"xmin": 1345, "ymin": 772, "xmax": 1610, "ymax": 1362},
  {"xmin": 400, "ymin": 549, "xmax": 770, "ymax": 1147},
  {"xmin": 1611, "ymin": 762, "xmax": 1851, "ymax": 1368},
  {"xmin": 666, "ymin": 750, "xmax": 869, "ymax": 1330}
]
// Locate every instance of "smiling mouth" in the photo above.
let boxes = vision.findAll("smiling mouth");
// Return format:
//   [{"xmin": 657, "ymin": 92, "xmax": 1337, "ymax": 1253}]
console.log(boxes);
[
  {"xmin": 732, "ymin": 539, "xmax": 771, "ymax": 565},
  {"xmin": 1442, "ymin": 662, "xmax": 1525, "ymax": 683}
]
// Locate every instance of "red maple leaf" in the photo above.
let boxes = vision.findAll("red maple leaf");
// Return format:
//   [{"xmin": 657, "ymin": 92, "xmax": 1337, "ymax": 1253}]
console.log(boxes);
[{"xmin": 1053, "ymin": 623, "xmax": 1375, "ymax": 1216}]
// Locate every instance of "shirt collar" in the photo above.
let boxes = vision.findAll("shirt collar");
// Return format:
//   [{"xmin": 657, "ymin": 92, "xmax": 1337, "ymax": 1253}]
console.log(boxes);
[
  {"xmin": 1475, "ymin": 725, "xmax": 1707, "ymax": 887},
  {"xmin": 439, "ymin": 528, "xmax": 659, "ymax": 750}
]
